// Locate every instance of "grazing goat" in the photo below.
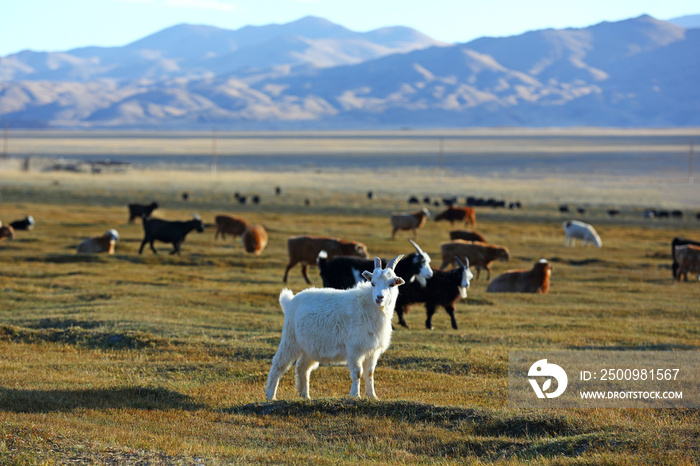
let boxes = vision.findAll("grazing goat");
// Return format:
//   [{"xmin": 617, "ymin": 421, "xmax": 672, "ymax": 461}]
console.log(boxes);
[
  {"xmin": 487, "ymin": 259, "xmax": 552, "ymax": 294},
  {"xmin": 214, "ymin": 214, "xmax": 249, "ymax": 240},
  {"xmin": 76, "ymin": 229, "xmax": 119, "ymax": 254},
  {"xmin": 435, "ymin": 206, "xmax": 476, "ymax": 227},
  {"xmin": 390, "ymin": 208, "xmax": 430, "ymax": 239},
  {"xmin": 318, "ymin": 239, "xmax": 433, "ymax": 289},
  {"xmin": 439, "ymin": 240, "xmax": 510, "ymax": 280},
  {"xmin": 283, "ymin": 235, "xmax": 369, "ymax": 284},
  {"xmin": 128, "ymin": 201, "xmax": 159, "ymax": 223},
  {"xmin": 241, "ymin": 224, "xmax": 268, "ymax": 255},
  {"xmin": 9, "ymin": 216, "xmax": 34, "ymax": 231},
  {"xmin": 674, "ymin": 244, "xmax": 700, "ymax": 282},
  {"xmin": 139, "ymin": 215, "xmax": 205, "ymax": 255},
  {"xmin": 395, "ymin": 257, "xmax": 473, "ymax": 329},
  {"xmin": 563, "ymin": 220, "xmax": 602, "ymax": 248},
  {"xmin": 0, "ymin": 225, "xmax": 15, "ymax": 242},
  {"xmin": 266, "ymin": 255, "xmax": 405, "ymax": 400},
  {"xmin": 449, "ymin": 229, "xmax": 487, "ymax": 243},
  {"xmin": 672, "ymin": 237, "xmax": 700, "ymax": 279}
]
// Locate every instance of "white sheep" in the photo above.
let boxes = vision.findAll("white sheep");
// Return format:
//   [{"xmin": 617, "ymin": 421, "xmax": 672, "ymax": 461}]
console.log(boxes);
[
  {"xmin": 265, "ymin": 255, "xmax": 405, "ymax": 401},
  {"xmin": 563, "ymin": 220, "xmax": 602, "ymax": 247}
]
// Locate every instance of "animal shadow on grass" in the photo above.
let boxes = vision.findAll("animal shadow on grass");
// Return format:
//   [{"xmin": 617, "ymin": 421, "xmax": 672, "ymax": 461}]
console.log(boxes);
[
  {"xmin": 231, "ymin": 399, "xmax": 582, "ymax": 438},
  {"xmin": 0, "ymin": 386, "xmax": 204, "ymax": 413}
]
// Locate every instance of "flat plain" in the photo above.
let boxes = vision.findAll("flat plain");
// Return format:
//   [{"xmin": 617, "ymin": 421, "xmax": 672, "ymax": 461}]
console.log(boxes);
[{"xmin": 0, "ymin": 128, "xmax": 698, "ymax": 464}]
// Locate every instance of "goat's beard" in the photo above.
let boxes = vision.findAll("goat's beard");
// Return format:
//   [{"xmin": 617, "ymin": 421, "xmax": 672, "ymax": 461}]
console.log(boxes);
[{"xmin": 458, "ymin": 287, "xmax": 468, "ymax": 299}]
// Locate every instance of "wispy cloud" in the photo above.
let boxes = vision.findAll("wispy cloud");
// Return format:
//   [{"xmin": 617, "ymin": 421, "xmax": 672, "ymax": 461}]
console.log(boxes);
[{"xmin": 116, "ymin": 0, "xmax": 237, "ymax": 12}]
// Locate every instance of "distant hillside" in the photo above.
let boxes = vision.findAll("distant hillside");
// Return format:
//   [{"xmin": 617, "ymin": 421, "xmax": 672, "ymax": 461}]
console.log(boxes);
[
  {"xmin": 0, "ymin": 14, "xmax": 698, "ymax": 129},
  {"xmin": 0, "ymin": 16, "xmax": 443, "ymax": 83},
  {"xmin": 667, "ymin": 13, "xmax": 700, "ymax": 28}
]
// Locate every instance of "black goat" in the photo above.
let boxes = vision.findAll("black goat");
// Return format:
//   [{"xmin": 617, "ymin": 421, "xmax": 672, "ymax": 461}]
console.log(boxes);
[
  {"xmin": 128, "ymin": 201, "xmax": 159, "ymax": 223},
  {"xmin": 9, "ymin": 215, "xmax": 34, "ymax": 231},
  {"xmin": 395, "ymin": 257, "xmax": 473, "ymax": 330},
  {"xmin": 672, "ymin": 237, "xmax": 700, "ymax": 279},
  {"xmin": 318, "ymin": 239, "xmax": 432, "ymax": 290},
  {"xmin": 139, "ymin": 215, "xmax": 205, "ymax": 255}
]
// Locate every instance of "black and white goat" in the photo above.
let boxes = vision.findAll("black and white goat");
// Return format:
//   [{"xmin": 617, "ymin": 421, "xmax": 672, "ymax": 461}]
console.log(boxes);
[
  {"xmin": 138, "ymin": 215, "xmax": 205, "ymax": 255},
  {"xmin": 9, "ymin": 216, "xmax": 34, "ymax": 231},
  {"xmin": 395, "ymin": 257, "xmax": 473, "ymax": 330},
  {"xmin": 317, "ymin": 239, "xmax": 432, "ymax": 290}
]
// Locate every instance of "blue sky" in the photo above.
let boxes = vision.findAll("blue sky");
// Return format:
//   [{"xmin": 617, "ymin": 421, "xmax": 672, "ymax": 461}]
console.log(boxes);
[{"xmin": 0, "ymin": 0, "xmax": 697, "ymax": 56}]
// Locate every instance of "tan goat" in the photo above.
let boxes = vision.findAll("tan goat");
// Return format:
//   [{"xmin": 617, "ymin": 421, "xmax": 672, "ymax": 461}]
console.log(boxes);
[{"xmin": 439, "ymin": 240, "xmax": 510, "ymax": 280}]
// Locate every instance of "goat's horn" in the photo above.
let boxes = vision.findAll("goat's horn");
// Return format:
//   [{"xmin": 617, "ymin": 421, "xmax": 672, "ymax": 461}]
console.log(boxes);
[
  {"xmin": 409, "ymin": 239, "xmax": 424, "ymax": 254},
  {"xmin": 386, "ymin": 254, "xmax": 404, "ymax": 271},
  {"xmin": 374, "ymin": 257, "xmax": 382, "ymax": 269},
  {"xmin": 463, "ymin": 256, "xmax": 469, "ymax": 267},
  {"xmin": 454, "ymin": 255, "xmax": 464, "ymax": 268}
]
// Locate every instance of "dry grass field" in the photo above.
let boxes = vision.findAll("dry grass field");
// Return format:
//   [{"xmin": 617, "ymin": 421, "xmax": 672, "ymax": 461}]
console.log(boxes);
[{"xmin": 0, "ymin": 130, "xmax": 699, "ymax": 464}]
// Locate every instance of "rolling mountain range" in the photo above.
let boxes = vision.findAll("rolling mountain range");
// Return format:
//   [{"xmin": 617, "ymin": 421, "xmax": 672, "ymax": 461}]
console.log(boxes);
[{"xmin": 0, "ymin": 14, "xmax": 698, "ymax": 129}]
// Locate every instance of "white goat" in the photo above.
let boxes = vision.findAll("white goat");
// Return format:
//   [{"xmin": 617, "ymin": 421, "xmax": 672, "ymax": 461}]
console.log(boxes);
[
  {"xmin": 265, "ymin": 255, "xmax": 405, "ymax": 401},
  {"xmin": 563, "ymin": 220, "xmax": 602, "ymax": 247}
]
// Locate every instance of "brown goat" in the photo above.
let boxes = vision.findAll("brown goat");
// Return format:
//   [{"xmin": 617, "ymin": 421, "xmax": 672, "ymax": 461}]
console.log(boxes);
[
  {"xmin": 0, "ymin": 225, "xmax": 15, "ymax": 242},
  {"xmin": 390, "ymin": 208, "xmax": 430, "ymax": 239},
  {"xmin": 435, "ymin": 206, "xmax": 476, "ymax": 227},
  {"xmin": 214, "ymin": 214, "xmax": 249, "ymax": 240},
  {"xmin": 439, "ymin": 240, "xmax": 510, "ymax": 280},
  {"xmin": 449, "ymin": 229, "xmax": 487, "ymax": 243},
  {"xmin": 675, "ymin": 244, "xmax": 700, "ymax": 282},
  {"xmin": 486, "ymin": 259, "xmax": 552, "ymax": 294},
  {"xmin": 76, "ymin": 229, "xmax": 119, "ymax": 254},
  {"xmin": 242, "ymin": 224, "xmax": 268, "ymax": 255},
  {"xmin": 283, "ymin": 235, "xmax": 369, "ymax": 284}
]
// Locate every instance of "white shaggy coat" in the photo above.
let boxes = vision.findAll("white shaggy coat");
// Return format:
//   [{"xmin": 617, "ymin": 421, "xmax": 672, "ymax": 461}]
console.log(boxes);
[
  {"xmin": 563, "ymin": 220, "xmax": 602, "ymax": 248},
  {"xmin": 265, "ymin": 257, "xmax": 404, "ymax": 401}
]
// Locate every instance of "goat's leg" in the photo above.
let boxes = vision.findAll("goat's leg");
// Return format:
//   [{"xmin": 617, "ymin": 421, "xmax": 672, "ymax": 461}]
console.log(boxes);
[
  {"xmin": 301, "ymin": 263, "xmax": 312, "ymax": 285},
  {"xmin": 138, "ymin": 239, "xmax": 147, "ymax": 254},
  {"xmin": 363, "ymin": 352, "xmax": 381, "ymax": 400},
  {"xmin": 348, "ymin": 355, "xmax": 365, "ymax": 398},
  {"xmin": 265, "ymin": 343, "xmax": 299, "ymax": 401},
  {"xmin": 149, "ymin": 240, "xmax": 158, "ymax": 254},
  {"xmin": 295, "ymin": 354, "xmax": 319, "ymax": 400},
  {"xmin": 445, "ymin": 305, "xmax": 458, "ymax": 329},
  {"xmin": 486, "ymin": 266, "xmax": 491, "ymax": 281},
  {"xmin": 425, "ymin": 303, "xmax": 437, "ymax": 330},
  {"xmin": 282, "ymin": 260, "xmax": 297, "ymax": 283},
  {"xmin": 396, "ymin": 305, "xmax": 409, "ymax": 328}
]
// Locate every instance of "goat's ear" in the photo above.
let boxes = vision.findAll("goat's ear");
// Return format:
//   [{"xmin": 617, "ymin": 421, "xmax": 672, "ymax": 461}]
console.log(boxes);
[
  {"xmin": 362, "ymin": 270, "xmax": 373, "ymax": 281},
  {"xmin": 394, "ymin": 277, "xmax": 405, "ymax": 286}
]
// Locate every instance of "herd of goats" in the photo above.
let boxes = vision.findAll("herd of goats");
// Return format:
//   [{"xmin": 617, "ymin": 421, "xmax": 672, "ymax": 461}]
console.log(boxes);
[{"xmin": 0, "ymin": 195, "xmax": 698, "ymax": 400}]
